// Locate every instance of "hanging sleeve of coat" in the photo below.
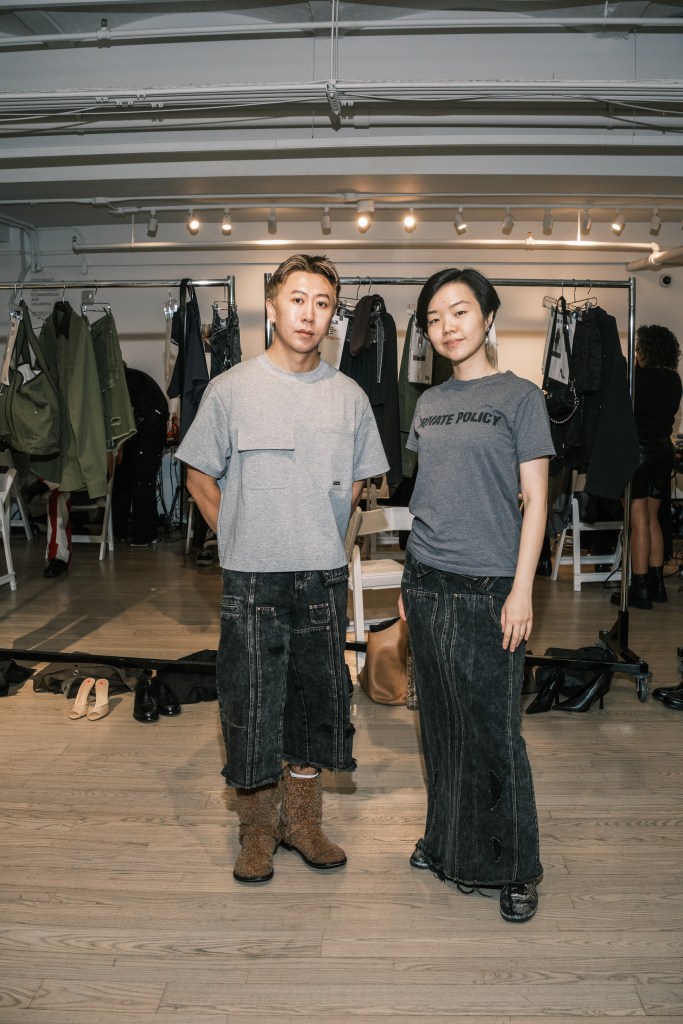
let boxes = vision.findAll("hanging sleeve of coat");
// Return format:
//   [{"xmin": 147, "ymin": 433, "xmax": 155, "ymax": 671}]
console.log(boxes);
[
  {"xmin": 88, "ymin": 311, "xmax": 137, "ymax": 450},
  {"xmin": 167, "ymin": 282, "xmax": 209, "ymax": 441},
  {"xmin": 32, "ymin": 302, "xmax": 108, "ymax": 497}
]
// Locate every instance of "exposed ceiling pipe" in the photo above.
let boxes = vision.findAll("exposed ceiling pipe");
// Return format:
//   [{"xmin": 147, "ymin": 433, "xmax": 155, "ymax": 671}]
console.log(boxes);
[
  {"xmin": 72, "ymin": 236, "xmax": 659, "ymax": 256},
  {"xmin": 0, "ymin": 16, "xmax": 679, "ymax": 51},
  {"xmin": 625, "ymin": 246, "xmax": 683, "ymax": 271}
]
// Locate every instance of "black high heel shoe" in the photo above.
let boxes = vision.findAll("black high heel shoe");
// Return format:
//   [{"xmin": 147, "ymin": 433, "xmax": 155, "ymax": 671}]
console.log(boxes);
[
  {"xmin": 525, "ymin": 667, "xmax": 565, "ymax": 714},
  {"xmin": 553, "ymin": 670, "xmax": 611, "ymax": 713}
]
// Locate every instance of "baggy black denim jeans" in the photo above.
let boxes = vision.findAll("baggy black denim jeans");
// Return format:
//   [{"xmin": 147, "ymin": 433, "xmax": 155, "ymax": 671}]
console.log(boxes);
[
  {"xmin": 216, "ymin": 566, "xmax": 355, "ymax": 790},
  {"xmin": 401, "ymin": 551, "xmax": 542, "ymax": 887}
]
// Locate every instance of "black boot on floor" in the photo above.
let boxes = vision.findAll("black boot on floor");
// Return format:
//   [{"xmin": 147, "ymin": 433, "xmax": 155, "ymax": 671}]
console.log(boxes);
[
  {"xmin": 154, "ymin": 678, "xmax": 182, "ymax": 716},
  {"xmin": 647, "ymin": 566, "xmax": 668, "ymax": 603},
  {"xmin": 133, "ymin": 676, "xmax": 159, "ymax": 722},
  {"xmin": 652, "ymin": 681, "xmax": 683, "ymax": 702},
  {"xmin": 610, "ymin": 573, "xmax": 652, "ymax": 610}
]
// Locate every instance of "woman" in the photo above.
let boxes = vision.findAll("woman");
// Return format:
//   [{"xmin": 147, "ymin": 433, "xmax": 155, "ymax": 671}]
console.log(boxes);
[
  {"xmin": 399, "ymin": 267, "xmax": 554, "ymax": 923},
  {"xmin": 611, "ymin": 324, "xmax": 682, "ymax": 609}
]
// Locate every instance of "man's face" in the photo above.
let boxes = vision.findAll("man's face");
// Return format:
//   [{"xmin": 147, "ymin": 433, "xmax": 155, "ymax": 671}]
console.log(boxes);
[{"xmin": 266, "ymin": 271, "xmax": 336, "ymax": 357}]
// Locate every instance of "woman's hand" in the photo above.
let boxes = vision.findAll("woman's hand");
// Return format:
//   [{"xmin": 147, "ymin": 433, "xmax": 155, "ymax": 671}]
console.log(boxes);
[{"xmin": 500, "ymin": 585, "xmax": 533, "ymax": 652}]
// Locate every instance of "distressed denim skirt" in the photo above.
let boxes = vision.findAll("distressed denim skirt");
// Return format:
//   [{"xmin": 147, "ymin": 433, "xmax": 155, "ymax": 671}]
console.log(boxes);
[
  {"xmin": 401, "ymin": 550, "xmax": 542, "ymax": 887},
  {"xmin": 216, "ymin": 566, "xmax": 355, "ymax": 790}
]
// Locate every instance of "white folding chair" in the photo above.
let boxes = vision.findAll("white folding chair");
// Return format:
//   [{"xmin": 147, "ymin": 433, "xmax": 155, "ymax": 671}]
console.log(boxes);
[
  {"xmin": 0, "ymin": 450, "xmax": 32, "ymax": 539},
  {"xmin": 551, "ymin": 472, "xmax": 622, "ymax": 591},
  {"xmin": 70, "ymin": 460, "xmax": 116, "ymax": 559},
  {"xmin": 348, "ymin": 505, "xmax": 414, "ymax": 669},
  {"xmin": 0, "ymin": 469, "xmax": 18, "ymax": 590}
]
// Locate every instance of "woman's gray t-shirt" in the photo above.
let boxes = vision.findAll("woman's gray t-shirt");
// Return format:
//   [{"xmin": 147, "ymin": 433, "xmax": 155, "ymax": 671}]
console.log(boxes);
[{"xmin": 406, "ymin": 371, "xmax": 554, "ymax": 577}]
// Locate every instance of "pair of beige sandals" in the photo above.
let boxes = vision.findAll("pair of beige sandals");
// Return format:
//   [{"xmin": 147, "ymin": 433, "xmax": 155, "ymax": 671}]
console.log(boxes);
[{"xmin": 68, "ymin": 677, "xmax": 110, "ymax": 721}]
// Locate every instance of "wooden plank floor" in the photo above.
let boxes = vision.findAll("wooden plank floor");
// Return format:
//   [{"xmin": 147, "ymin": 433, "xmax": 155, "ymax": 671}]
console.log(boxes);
[{"xmin": 0, "ymin": 534, "xmax": 682, "ymax": 1023}]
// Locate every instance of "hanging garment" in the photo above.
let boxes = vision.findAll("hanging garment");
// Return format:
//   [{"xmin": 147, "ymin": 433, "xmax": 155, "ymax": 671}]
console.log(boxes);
[
  {"xmin": 31, "ymin": 302, "xmax": 108, "ymax": 498},
  {"xmin": 548, "ymin": 306, "xmax": 639, "ymax": 500},
  {"xmin": 167, "ymin": 283, "xmax": 209, "ymax": 441},
  {"xmin": 207, "ymin": 303, "xmax": 241, "ymax": 377},
  {"xmin": 339, "ymin": 294, "xmax": 402, "ymax": 487},
  {"xmin": 87, "ymin": 311, "xmax": 136, "ymax": 451}
]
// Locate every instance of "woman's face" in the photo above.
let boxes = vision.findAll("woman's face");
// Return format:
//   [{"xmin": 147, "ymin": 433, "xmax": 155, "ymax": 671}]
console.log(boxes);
[{"xmin": 425, "ymin": 280, "xmax": 493, "ymax": 378}]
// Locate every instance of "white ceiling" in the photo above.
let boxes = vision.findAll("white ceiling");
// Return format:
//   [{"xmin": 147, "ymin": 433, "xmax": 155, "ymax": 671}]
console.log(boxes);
[{"xmin": 0, "ymin": 1, "xmax": 682, "ymax": 237}]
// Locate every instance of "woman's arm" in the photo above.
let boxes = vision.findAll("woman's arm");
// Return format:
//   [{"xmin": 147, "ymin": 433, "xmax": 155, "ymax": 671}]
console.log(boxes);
[
  {"xmin": 500, "ymin": 457, "xmax": 549, "ymax": 652},
  {"xmin": 186, "ymin": 466, "xmax": 221, "ymax": 535}
]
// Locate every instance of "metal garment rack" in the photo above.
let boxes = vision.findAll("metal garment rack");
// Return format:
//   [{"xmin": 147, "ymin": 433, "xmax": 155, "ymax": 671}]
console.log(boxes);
[
  {"xmin": 0, "ymin": 277, "xmax": 236, "ymax": 683},
  {"xmin": 0, "ymin": 274, "xmax": 648, "ymax": 698},
  {"xmin": 334, "ymin": 274, "xmax": 648, "ymax": 700}
]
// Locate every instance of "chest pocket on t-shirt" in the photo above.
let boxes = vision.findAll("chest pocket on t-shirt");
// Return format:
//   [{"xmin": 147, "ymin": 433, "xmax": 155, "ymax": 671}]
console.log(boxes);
[{"xmin": 238, "ymin": 426, "xmax": 295, "ymax": 489}]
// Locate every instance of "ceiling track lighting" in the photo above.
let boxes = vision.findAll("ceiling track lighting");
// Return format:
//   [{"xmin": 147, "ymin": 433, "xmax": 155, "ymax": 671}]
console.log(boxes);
[
  {"xmin": 221, "ymin": 208, "xmax": 232, "ymax": 235},
  {"xmin": 542, "ymin": 208, "xmax": 553, "ymax": 235},
  {"xmin": 146, "ymin": 209, "xmax": 158, "ymax": 237},
  {"xmin": 580, "ymin": 208, "xmax": 592, "ymax": 234},
  {"xmin": 501, "ymin": 208, "xmax": 514, "ymax": 235},
  {"xmin": 356, "ymin": 199, "xmax": 374, "ymax": 233},
  {"xmin": 611, "ymin": 210, "xmax": 625, "ymax": 234},
  {"xmin": 267, "ymin": 207, "xmax": 277, "ymax": 235},
  {"xmin": 649, "ymin": 208, "xmax": 661, "ymax": 235},
  {"xmin": 453, "ymin": 207, "xmax": 467, "ymax": 234},
  {"xmin": 321, "ymin": 206, "xmax": 332, "ymax": 235},
  {"xmin": 186, "ymin": 210, "xmax": 200, "ymax": 235},
  {"xmin": 402, "ymin": 208, "xmax": 417, "ymax": 233}
]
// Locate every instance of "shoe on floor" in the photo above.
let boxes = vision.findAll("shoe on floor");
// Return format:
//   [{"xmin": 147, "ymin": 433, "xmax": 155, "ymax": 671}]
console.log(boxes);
[
  {"xmin": 409, "ymin": 844, "xmax": 430, "ymax": 869},
  {"xmin": 500, "ymin": 882, "xmax": 538, "ymax": 923},
  {"xmin": 43, "ymin": 558, "xmax": 68, "ymax": 578},
  {"xmin": 196, "ymin": 547, "xmax": 214, "ymax": 565}
]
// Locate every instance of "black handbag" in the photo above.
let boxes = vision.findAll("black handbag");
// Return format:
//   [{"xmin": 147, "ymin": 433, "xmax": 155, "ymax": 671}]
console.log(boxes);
[{"xmin": 543, "ymin": 298, "xmax": 579, "ymax": 425}]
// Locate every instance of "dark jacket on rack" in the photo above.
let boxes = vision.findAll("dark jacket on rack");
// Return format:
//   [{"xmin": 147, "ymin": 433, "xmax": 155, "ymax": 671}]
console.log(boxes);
[
  {"xmin": 88, "ymin": 311, "xmax": 137, "ymax": 451},
  {"xmin": 167, "ymin": 283, "xmax": 209, "ymax": 441},
  {"xmin": 550, "ymin": 306, "xmax": 639, "ymax": 500},
  {"xmin": 32, "ymin": 302, "xmax": 109, "ymax": 497},
  {"xmin": 339, "ymin": 294, "xmax": 401, "ymax": 487}
]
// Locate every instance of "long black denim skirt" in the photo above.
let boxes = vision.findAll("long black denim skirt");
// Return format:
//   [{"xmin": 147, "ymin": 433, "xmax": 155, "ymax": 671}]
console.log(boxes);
[{"xmin": 402, "ymin": 550, "xmax": 542, "ymax": 887}]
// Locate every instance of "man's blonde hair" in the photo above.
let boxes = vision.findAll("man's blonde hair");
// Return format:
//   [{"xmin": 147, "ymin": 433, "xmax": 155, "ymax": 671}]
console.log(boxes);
[{"xmin": 266, "ymin": 253, "xmax": 341, "ymax": 304}]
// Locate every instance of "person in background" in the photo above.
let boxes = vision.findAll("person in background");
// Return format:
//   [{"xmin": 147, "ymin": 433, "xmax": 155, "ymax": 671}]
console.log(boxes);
[
  {"xmin": 176, "ymin": 254, "xmax": 388, "ymax": 884},
  {"xmin": 112, "ymin": 365, "xmax": 169, "ymax": 547},
  {"xmin": 399, "ymin": 267, "xmax": 554, "ymax": 923},
  {"xmin": 611, "ymin": 324, "xmax": 682, "ymax": 609}
]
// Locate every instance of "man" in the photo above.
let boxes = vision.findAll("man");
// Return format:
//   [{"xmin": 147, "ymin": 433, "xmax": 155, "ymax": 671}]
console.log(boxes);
[{"xmin": 176, "ymin": 254, "xmax": 388, "ymax": 883}]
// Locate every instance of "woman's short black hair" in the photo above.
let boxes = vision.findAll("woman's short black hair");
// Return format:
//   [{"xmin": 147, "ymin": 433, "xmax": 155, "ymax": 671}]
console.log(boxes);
[
  {"xmin": 636, "ymin": 324, "xmax": 681, "ymax": 372},
  {"xmin": 416, "ymin": 267, "xmax": 501, "ymax": 334}
]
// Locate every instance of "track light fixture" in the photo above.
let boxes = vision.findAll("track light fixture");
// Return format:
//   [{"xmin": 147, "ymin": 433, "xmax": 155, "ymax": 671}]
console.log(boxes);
[
  {"xmin": 649, "ymin": 208, "xmax": 661, "ymax": 235},
  {"xmin": 221, "ymin": 209, "xmax": 232, "ymax": 235},
  {"xmin": 453, "ymin": 207, "xmax": 467, "ymax": 234},
  {"xmin": 187, "ymin": 210, "xmax": 200, "ymax": 235},
  {"xmin": 542, "ymin": 208, "xmax": 553, "ymax": 235},
  {"xmin": 580, "ymin": 208, "xmax": 592, "ymax": 234},
  {"xmin": 146, "ymin": 209, "xmax": 158, "ymax": 237},
  {"xmin": 321, "ymin": 206, "xmax": 332, "ymax": 235},
  {"xmin": 611, "ymin": 210, "xmax": 625, "ymax": 234},
  {"xmin": 356, "ymin": 200, "xmax": 374, "ymax": 233},
  {"xmin": 501, "ymin": 208, "xmax": 514, "ymax": 235},
  {"xmin": 267, "ymin": 207, "xmax": 277, "ymax": 235},
  {"xmin": 403, "ymin": 208, "xmax": 417, "ymax": 233}
]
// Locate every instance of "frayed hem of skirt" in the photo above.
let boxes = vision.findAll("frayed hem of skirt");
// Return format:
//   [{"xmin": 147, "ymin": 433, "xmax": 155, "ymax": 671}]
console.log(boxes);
[{"xmin": 417, "ymin": 844, "xmax": 543, "ymax": 889}]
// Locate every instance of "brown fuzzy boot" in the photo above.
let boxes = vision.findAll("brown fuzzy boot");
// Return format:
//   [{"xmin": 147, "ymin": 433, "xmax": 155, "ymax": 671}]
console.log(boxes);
[
  {"xmin": 279, "ymin": 767, "xmax": 347, "ymax": 869},
  {"xmin": 233, "ymin": 782, "xmax": 281, "ymax": 883}
]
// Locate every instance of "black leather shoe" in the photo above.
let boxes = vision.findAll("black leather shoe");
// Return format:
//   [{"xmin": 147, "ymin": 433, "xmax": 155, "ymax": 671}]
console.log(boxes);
[
  {"xmin": 43, "ymin": 558, "xmax": 68, "ymax": 578},
  {"xmin": 500, "ymin": 882, "xmax": 538, "ymax": 923},
  {"xmin": 652, "ymin": 681, "xmax": 683, "ymax": 702},
  {"xmin": 661, "ymin": 690, "xmax": 683, "ymax": 711},
  {"xmin": 154, "ymin": 678, "xmax": 181, "ymax": 716},
  {"xmin": 133, "ymin": 678, "xmax": 159, "ymax": 722},
  {"xmin": 409, "ymin": 843, "xmax": 430, "ymax": 869}
]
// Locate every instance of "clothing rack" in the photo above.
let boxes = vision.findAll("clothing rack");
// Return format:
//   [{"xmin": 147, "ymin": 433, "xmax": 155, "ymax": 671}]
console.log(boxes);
[
  {"xmin": 333, "ymin": 274, "xmax": 648, "ymax": 700},
  {"xmin": 1, "ymin": 279, "xmax": 235, "ymax": 297},
  {"xmin": 0, "ymin": 274, "xmax": 648, "ymax": 700}
]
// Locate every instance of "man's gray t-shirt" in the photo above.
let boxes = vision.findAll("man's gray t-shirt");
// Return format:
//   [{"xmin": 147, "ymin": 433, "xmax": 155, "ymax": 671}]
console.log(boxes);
[
  {"xmin": 176, "ymin": 354, "xmax": 388, "ymax": 571},
  {"xmin": 406, "ymin": 371, "xmax": 555, "ymax": 577}
]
